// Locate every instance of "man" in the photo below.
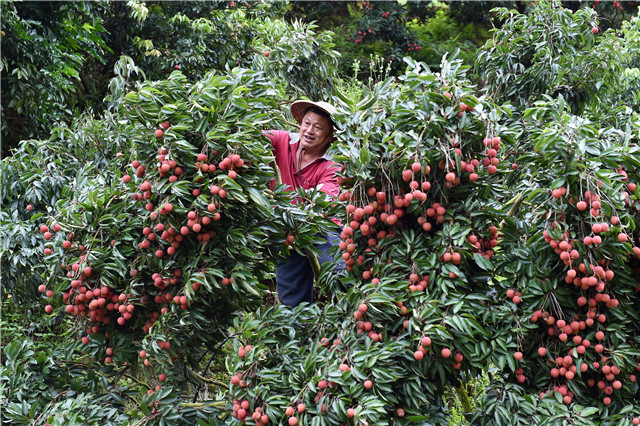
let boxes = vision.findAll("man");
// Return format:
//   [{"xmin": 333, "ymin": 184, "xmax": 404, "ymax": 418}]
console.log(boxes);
[{"xmin": 264, "ymin": 100, "xmax": 344, "ymax": 307}]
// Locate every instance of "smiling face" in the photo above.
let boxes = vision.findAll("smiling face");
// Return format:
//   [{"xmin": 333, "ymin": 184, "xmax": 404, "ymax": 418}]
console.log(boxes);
[{"xmin": 298, "ymin": 110, "xmax": 333, "ymax": 154}]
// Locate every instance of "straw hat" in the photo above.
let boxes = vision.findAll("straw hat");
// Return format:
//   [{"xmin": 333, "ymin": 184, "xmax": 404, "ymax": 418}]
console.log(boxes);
[{"xmin": 290, "ymin": 100, "xmax": 337, "ymax": 125}]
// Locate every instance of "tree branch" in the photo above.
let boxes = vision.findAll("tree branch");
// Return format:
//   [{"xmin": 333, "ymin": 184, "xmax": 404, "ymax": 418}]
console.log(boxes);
[
  {"xmin": 191, "ymin": 371, "xmax": 229, "ymax": 389},
  {"xmin": 181, "ymin": 401, "xmax": 226, "ymax": 408},
  {"xmin": 123, "ymin": 372, "xmax": 153, "ymax": 390},
  {"xmin": 507, "ymin": 191, "xmax": 525, "ymax": 217}
]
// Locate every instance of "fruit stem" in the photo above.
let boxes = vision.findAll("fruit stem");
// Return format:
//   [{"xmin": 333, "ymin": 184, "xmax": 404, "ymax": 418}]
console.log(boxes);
[{"xmin": 456, "ymin": 380, "xmax": 473, "ymax": 414}]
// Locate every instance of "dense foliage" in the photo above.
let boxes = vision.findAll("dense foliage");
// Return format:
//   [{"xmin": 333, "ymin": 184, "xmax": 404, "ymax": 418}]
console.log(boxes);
[
  {"xmin": 476, "ymin": 3, "xmax": 628, "ymax": 113},
  {"xmin": 3, "ymin": 1, "xmax": 640, "ymax": 425},
  {"xmin": 2, "ymin": 0, "xmax": 637, "ymax": 151},
  {"xmin": 0, "ymin": 1, "xmax": 110, "ymax": 150}
]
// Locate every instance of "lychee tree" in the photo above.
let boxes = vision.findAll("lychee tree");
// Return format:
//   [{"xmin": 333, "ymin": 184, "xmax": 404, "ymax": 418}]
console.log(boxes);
[
  {"xmin": 0, "ymin": 115, "xmax": 128, "ymax": 304},
  {"xmin": 249, "ymin": 18, "xmax": 340, "ymax": 101},
  {"xmin": 469, "ymin": 2, "xmax": 640, "ymax": 423},
  {"xmin": 219, "ymin": 3, "xmax": 640, "ymax": 423},
  {"xmin": 475, "ymin": 1, "xmax": 629, "ymax": 114},
  {"xmin": 31, "ymin": 65, "xmax": 339, "ymax": 423},
  {"xmin": 222, "ymin": 55, "xmax": 517, "ymax": 425},
  {"xmin": 472, "ymin": 93, "xmax": 640, "ymax": 425}
]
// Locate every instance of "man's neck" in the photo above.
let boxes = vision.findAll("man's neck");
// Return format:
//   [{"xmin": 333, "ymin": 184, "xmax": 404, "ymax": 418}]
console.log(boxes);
[{"xmin": 297, "ymin": 144, "xmax": 326, "ymax": 168}]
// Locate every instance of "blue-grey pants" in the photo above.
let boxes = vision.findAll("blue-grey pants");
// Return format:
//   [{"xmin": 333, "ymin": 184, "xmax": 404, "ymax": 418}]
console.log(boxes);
[{"xmin": 276, "ymin": 233, "xmax": 344, "ymax": 307}]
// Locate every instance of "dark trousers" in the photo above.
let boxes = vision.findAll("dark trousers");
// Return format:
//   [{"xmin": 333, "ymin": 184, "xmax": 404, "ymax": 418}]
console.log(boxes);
[{"xmin": 276, "ymin": 233, "xmax": 344, "ymax": 307}]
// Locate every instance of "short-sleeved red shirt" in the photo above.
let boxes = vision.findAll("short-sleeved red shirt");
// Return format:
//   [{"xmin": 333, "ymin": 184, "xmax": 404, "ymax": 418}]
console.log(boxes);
[{"xmin": 264, "ymin": 130, "xmax": 340, "ymax": 197}]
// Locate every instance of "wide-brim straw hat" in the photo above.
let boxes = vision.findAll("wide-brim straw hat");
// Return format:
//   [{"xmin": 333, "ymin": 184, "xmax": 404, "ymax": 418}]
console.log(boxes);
[{"xmin": 290, "ymin": 100, "xmax": 337, "ymax": 125}]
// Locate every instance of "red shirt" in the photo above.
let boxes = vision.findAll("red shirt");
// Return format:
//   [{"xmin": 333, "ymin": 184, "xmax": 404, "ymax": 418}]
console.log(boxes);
[{"xmin": 264, "ymin": 130, "xmax": 340, "ymax": 197}]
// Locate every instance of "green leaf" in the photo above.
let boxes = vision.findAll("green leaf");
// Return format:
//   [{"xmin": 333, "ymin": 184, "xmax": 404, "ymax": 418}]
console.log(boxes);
[
  {"xmin": 578, "ymin": 407, "xmax": 599, "ymax": 416},
  {"xmin": 246, "ymin": 187, "xmax": 272, "ymax": 212},
  {"xmin": 360, "ymin": 147, "xmax": 370, "ymax": 165},
  {"xmin": 473, "ymin": 253, "xmax": 493, "ymax": 271}
]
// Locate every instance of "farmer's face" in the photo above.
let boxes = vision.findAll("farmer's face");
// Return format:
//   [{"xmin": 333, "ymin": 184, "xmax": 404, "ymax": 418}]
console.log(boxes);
[{"xmin": 298, "ymin": 111, "xmax": 333, "ymax": 153}]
